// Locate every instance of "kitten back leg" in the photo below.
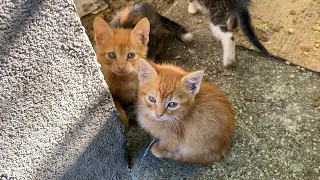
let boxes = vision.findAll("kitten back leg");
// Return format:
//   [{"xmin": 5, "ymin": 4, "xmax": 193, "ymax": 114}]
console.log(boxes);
[
  {"xmin": 209, "ymin": 23, "xmax": 236, "ymax": 67},
  {"xmin": 114, "ymin": 98, "xmax": 129, "ymax": 128},
  {"xmin": 188, "ymin": 0, "xmax": 198, "ymax": 14}
]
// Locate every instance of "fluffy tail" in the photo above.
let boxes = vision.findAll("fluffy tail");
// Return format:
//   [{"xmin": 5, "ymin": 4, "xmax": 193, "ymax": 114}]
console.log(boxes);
[
  {"xmin": 159, "ymin": 15, "xmax": 194, "ymax": 43},
  {"xmin": 236, "ymin": 7, "xmax": 269, "ymax": 55}
]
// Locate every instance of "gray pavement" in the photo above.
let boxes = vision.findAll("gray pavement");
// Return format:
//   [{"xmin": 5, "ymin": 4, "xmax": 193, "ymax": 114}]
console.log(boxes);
[{"xmin": 128, "ymin": 0, "xmax": 320, "ymax": 179}]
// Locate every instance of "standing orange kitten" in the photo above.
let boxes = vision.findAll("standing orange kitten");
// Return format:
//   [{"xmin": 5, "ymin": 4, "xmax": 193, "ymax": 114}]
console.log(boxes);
[{"xmin": 137, "ymin": 59, "xmax": 236, "ymax": 164}]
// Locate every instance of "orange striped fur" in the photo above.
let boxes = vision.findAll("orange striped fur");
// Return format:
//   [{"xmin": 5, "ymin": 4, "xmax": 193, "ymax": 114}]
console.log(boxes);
[
  {"xmin": 93, "ymin": 16, "xmax": 150, "ymax": 128},
  {"xmin": 137, "ymin": 59, "xmax": 236, "ymax": 164}
]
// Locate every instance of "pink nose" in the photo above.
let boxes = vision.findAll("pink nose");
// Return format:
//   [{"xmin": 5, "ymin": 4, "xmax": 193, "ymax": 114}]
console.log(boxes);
[
  {"xmin": 156, "ymin": 113, "xmax": 162, "ymax": 118},
  {"xmin": 118, "ymin": 66, "xmax": 125, "ymax": 71}
]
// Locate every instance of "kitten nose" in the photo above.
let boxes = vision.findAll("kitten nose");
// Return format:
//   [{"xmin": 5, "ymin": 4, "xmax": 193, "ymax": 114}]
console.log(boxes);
[
  {"xmin": 155, "ymin": 113, "xmax": 162, "ymax": 117},
  {"xmin": 118, "ymin": 66, "xmax": 125, "ymax": 71}
]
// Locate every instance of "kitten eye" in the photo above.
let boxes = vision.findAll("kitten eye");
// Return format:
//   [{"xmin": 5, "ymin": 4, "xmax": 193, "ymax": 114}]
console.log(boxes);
[
  {"xmin": 167, "ymin": 102, "xmax": 178, "ymax": 108},
  {"xmin": 148, "ymin": 96, "xmax": 156, "ymax": 103},
  {"xmin": 108, "ymin": 52, "xmax": 116, "ymax": 59},
  {"xmin": 127, "ymin": 52, "xmax": 135, "ymax": 59}
]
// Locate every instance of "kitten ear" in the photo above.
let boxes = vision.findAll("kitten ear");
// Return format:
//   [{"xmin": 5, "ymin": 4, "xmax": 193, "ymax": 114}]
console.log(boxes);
[
  {"xmin": 139, "ymin": 59, "xmax": 157, "ymax": 84},
  {"xmin": 181, "ymin": 71, "xmax": 204, "ymax": 95},
  {"xmin": 93, "ymin": 16, "xmax": 114, "ymax": 45},
  {"xmin": 131, "ymin": 18, "xmax": 150, "ymax": 46}
]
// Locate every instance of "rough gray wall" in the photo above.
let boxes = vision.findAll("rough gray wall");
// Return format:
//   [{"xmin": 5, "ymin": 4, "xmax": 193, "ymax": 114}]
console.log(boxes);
[{"xmin": 0, "ymin": 0, "xmax": 130, "ymax": 179}]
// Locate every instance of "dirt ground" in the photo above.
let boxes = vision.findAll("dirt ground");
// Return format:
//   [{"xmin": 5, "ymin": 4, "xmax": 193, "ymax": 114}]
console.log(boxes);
[{"xmin": 236, "ymin": 0, "xmax": 320, "ymax": 72}]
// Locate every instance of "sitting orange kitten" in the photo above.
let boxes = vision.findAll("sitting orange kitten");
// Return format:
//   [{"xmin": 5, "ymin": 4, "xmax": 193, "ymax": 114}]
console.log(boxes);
[
  {"xmin": 137, "ymin": 59, "xmax": 236, "ymax": 164},
  {"xmin": 93, "ymin": 16, "xmax": 150, "ymax": 128}
]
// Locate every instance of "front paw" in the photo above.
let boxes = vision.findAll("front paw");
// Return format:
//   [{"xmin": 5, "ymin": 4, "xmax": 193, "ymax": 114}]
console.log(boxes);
[
  {"xmin": 151, "ymin": 142, "xmax": 164, "ymax": 158},
  {"xmin": 223, "ymin": 51, "xmax": 236, "ymax": 67},
  {"xmin": 188, "ymin": 2, "xmax": 198, "ymax": 14}
]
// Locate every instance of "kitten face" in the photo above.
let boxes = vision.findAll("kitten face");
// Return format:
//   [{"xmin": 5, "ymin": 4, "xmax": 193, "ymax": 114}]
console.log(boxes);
[
  {"xmin": 96, "ymin": 29, "xmax": 144, "ymax": 75},
  {"xmin": 138, "ymin": 59, "xmax": 204, "ymax": 121},
  {"xmin": 141, "ymin": 85, "xmax": 193, "ymax": 121},
  {"xmin": 93, "ymin": 17, "xmax": 150, "ymax": 76}
]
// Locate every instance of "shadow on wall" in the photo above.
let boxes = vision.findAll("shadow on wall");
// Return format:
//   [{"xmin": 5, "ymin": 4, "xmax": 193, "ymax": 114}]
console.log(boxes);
[
  {"xmin": 60, "ymin": 110, "xmax": 130, "ymax": 180},
  {"xmin": 32, "ymin": 93, "xmax": 131, "ymax": 179}
]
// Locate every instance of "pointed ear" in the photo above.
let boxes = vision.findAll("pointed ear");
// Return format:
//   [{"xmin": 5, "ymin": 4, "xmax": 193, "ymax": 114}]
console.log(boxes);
[
  {"xmin": 181, "ymin": 71, "xmax": 204, "ymax": 95},
  {"xmin": 139, "ymin": 59, "xmax": 157, "ymax": 84},
  {"xmin": 131, "ymin": 18, "xmax": 150, "ymax": 46},
  {"xmin": 93, "ymin": 16, "xmax": 114, "ymax": 45}
]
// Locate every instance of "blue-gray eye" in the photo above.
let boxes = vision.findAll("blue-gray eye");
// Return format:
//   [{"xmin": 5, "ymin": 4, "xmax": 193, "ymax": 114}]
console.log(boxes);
[
  {"xmin": 108, "ymin": 52, "xmax": 116, "ymax": 59},
  {"xmin": 127, "ymin": 52, "xmax": 135, "ymax": 59},
  {"xmin": 168, "ymin": 102, "xmax": 178, "ymax": 108},
  {"xmin": 148, "ymin": 96, "xmax": 156, "ymax": 103}
]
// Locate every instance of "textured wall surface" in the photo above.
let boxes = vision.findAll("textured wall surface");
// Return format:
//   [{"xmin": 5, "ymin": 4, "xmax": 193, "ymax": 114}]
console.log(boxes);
[{"xmin": 0, "ymin": 0, "xmax": 130, "ymax": 179}]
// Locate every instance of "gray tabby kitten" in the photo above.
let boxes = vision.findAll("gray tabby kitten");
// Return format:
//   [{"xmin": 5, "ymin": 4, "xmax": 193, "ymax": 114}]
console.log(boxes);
[{"xmin": 188, "ymin": 0, "xmax": 269, "ymax": 67}]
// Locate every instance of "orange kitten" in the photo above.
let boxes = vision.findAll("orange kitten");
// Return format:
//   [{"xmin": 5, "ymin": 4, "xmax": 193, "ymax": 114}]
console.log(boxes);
[
  {"xmin": 93, "ymin": 17, "xmax": 150, "ymax": 127},
  {"xmin": 137, "ymin": 59, "xmax": 236, "ymax": 164}
]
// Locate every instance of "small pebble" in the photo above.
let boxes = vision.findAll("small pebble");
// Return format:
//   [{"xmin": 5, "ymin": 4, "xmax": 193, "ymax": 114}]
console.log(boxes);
[
  {"xmin": 289, "ymin": 10, "xmax": 296, "ymax": 15},
  {"xmin": 274, "ymin": 27, "xmax": 281, "ymax": 32},
  {"xmin": 285, "ymin": 61, "xmax": 291, "ymax": 65},
  {"xmin": 270, "ymin": 137, "xmax": 275, "ymax": 140},
  {"xmin": 296, "ymin": 66, "xmax": 300, "ymax": 69},
  {"xmin": 301, "ymin": 67, "xmax": 305, "ymax": 71},
  {"xmin": 290, "ymin": 74, "xmax": 295, "ymax": 78},
  {"xmin": 260, "ymin": 35, "xmax": 268, "ymax": 42},
  {"xmin": 303, "ymin": 52, "xmax": 309, "ymax": 56},
  {"xmin": 173, "ymin": 55, "xmax": 181, "ymax": 60},
  {"xmin": 288, "ymin": 28, "xmax": 294, "ymax": 34},
  {"xmin": 315, "ymin": 44, "xmax": 319, "ymax": 48},
  {"xmin": 198, "ymin": 19, "xmax": 203, "ymax": 24}
]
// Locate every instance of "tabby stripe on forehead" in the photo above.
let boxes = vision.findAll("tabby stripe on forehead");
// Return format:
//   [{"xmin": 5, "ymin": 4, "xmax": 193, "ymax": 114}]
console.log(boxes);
[{"xmin": 159, "ymin": 73, "xmax": 178, "ymax": 99}]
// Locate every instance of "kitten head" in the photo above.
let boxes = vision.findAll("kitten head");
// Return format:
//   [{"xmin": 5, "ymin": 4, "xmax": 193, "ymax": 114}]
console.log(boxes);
[
  {"xmin": 138, "ymin": 59, "xmax": 204, "ymax": 121},
  {"xmin": 93, "ymin": 17, "xmax": 150, "ymax": 76}
]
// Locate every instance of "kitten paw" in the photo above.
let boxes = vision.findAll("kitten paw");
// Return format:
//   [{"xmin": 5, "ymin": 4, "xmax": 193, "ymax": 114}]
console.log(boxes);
[
  {"xmin": 181, "ymin": 33, "xmax": 194, "ymax": 43},
  {"xmin": 222, "ymin": 66, "xmax": 234, "ymax": 76},
  {"xmin": 151, "ymin": 143, "xmax": 164, "ymax": 158},
  {"xmin": 223, "ymin": 57, "xmax": 236, "ymax": 67},
  {"xmin": 188, "ymin": 2, "xmax": 197, "ymax": 14}
]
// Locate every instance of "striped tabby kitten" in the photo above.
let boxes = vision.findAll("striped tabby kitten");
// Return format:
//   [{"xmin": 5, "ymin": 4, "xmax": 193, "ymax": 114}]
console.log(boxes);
[
  {"xmin": 188, "ymin": 0, "xmax": 269, "ymax": 67},
  {"xmin": 112, "ymin": 2, "xmax": 193, "ymax": 60}
]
